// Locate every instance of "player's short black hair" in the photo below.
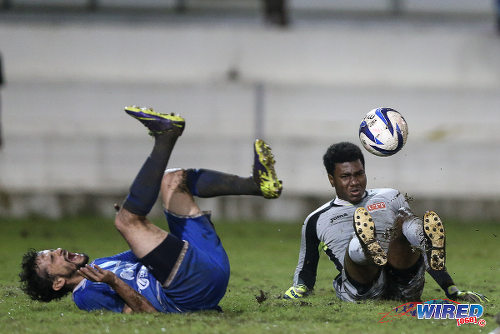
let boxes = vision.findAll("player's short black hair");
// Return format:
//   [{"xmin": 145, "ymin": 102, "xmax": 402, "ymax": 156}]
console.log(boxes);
[
  {"xmin": 19, "ymin": 249, "xmax": 72, "ymax": 302},
  {"xmin": 323, "ymin": 142, "xmax": 365, "ymax": 177}
]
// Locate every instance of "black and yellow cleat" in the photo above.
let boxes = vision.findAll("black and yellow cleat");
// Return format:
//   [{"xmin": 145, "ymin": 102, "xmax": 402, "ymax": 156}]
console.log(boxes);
[
  {"xmin": 423, "ymin": 211, "xmax": 446, "ymax": 270},
  {"xmin": 283, "ymin": 285, "xmax": 309, "ymax": 300},
  {"xmin": 125, "ymin": 105, "xmax": 185, "ymax": 136},
  {"xmin": 353, "ymin": 207, "xmax": 387, "ymax": 266},
  {"xmin": 253, "ymin": 139, "xmax": 282, "ymax": 199}
]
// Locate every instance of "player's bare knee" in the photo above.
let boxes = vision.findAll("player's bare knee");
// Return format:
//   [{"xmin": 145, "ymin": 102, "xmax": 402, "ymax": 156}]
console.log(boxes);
[
  {"xmin": 162, "ymin": 169, "xmax": 190, "ymax": 196},
  {"xmin": 161, "ymin": 169, "xmax": 200, "ymax": 216}
]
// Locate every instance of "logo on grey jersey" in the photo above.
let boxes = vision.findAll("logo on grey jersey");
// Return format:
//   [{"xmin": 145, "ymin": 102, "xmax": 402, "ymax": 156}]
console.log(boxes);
[
  {"xmin": 330, "ymin": 213, "xmax": 348, "ymax": 223},
  {"xmin": 367, "ymin": 202, "xmax": 386, "ymax": 212}
]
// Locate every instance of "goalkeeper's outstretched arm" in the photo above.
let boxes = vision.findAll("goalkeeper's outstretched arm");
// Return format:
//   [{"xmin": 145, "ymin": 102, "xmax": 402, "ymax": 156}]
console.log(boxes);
[
  {"xmin": 427, "ymin": 268, "xmax": 488, "ymax": 303},
  {"xmin": 284, "ymin": 216, "xmax": 321, "ymax": 299}
]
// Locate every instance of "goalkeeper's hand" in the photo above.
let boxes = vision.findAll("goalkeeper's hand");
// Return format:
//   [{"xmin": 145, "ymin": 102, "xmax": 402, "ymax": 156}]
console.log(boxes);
[
  {"xmin": 446, "ymin": 285, "xmax": 489, "ymax": 303},
  {"xmin": 283, "ymin": 285, "xmax": 308, "ymax": 300}
]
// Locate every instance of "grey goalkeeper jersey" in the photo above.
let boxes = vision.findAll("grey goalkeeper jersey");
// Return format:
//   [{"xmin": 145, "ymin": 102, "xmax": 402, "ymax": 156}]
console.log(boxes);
[{"xmin": 292, "ymin": 188, "xmax": 409, "ymax": 290}]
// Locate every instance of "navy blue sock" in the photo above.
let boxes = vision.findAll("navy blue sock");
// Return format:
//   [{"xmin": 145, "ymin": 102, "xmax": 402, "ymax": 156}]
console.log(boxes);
[
  {"xmin": 185, "ymin": 168, "xmax": 260, "ymax": 198},
  {"xmin": 122, "ymin": 132, "xmax": 179, "ymax": 216},
  {"xmin": 427, "ymin": 267, "xmax": 455, "ymax": 292}
]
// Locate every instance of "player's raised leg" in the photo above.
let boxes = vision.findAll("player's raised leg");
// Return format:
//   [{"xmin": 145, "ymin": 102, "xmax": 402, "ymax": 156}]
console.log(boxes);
[
  {"xmin": 353, "ymin": 207, "xmax": 387, "ymax": 266},
  {"xmin": 160, "ymin": 169, "xmax": 230, "ymax": 279},
  {"xmin": 390, "ymin": 207, "xmax": 446, "ymax": 270},
  {"xmin": 384, "ymin": 207, "xmax": 423, "ymax": 270},
  {"xmin": 173, "ymin": 139, "xmax": 282, "ymax": 199},
  {"xmin": 161, "ymin": 169, "xmax": 202, "ymax": 217},
  {"xmin": 158, "ymin": 139, "xmax": 282, "ymax": 267},
  {"xmin": 342, "ymin": 207, "xmax": 386, "ymax": 286},
  {"xmin": 114, "ymin": 105, "xmax": 184, "ymax": 258}
]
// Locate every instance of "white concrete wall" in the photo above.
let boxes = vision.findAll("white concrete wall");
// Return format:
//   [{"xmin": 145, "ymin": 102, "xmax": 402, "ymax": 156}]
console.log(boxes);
[
  {"xmin": 0, "ymin": 16, "xmax": 499, "ymax": 218},
  {"xmin": 3, "ymin": 21, "xmax": 500, "ymax": 87}
]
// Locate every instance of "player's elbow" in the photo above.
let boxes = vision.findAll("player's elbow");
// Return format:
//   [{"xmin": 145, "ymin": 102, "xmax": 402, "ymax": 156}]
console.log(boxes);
[
  {"xmin": 122, "ymin": 304, "xmax": 133, "ymax": 314},
  {"xmin": 122, "ymin": 303, "xmax": 158, "ymax": 314}
]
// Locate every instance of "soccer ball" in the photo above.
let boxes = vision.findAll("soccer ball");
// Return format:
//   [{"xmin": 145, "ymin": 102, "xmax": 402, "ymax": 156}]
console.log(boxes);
[{"xmin": 359, "ymin": 107, "xmax": 408, "ymax": 157}]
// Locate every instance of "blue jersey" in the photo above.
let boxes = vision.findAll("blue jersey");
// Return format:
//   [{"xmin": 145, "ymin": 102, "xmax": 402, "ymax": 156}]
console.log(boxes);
[
  {"xmin": 73, "ymin": 246, "xmax": 229, "ymax": 313},
  {"xmin": 73, "ymin": 211, "xmax": 230, "ymax": 313}
]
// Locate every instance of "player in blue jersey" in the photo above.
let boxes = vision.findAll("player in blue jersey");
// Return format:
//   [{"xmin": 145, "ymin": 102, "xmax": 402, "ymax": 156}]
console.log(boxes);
[
  {"xmin": 284, "ymin": 142, "xmax": 487, "ymax": 303},
  {"xmin": 19, "ymin": 106, "xmax": 282, "ymax": 313}
]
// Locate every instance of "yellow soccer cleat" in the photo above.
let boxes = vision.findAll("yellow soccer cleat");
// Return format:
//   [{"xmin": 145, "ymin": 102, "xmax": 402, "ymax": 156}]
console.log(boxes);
[
  {"xmin": 353, "ymin": 207, "xmax": 387, "ymax": 266},
  {"xmin": 253, "ymin": 139, "xmax": 283, "ymax": 199},
  {"xmin": 125, "ymin": 105, "xmax": 185, "ymax": 136},
  {"xmin": 423, "ymin": 211, "xmax": 446, "ymax": 271}
]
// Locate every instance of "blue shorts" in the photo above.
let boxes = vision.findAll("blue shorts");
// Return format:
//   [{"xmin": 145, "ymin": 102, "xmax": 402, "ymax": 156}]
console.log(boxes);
[
  {"xmin": 165, "ymin": 210, "xmax": 230, "ymax": 274},
  {"xmin": 160, "ymin": 210, "xmax": 230, "ymax": 311}
]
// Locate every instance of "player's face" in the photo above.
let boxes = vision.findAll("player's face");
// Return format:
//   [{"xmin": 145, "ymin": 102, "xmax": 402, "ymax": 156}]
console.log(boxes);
[
  {"xmin": 329, "ymin": 159, "xmax": 367, "ymax": 204},
  {"xmin": 36, "ymin": 248, "xmax": 89, "ymax": 281}
]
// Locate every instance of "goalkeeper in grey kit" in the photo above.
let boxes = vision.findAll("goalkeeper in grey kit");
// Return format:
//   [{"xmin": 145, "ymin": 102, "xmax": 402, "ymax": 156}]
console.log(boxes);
[{"xmin": 284, "ymin": 142, "xmax": 487, "ymax": 303}]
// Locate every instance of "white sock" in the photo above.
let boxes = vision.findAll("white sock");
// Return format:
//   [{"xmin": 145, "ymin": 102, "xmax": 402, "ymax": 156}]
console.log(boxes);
[
  {"xmin": 402, "ymin": 216, "xmax": 425, "ymax": 249},
  {"xmin": 348, "ymin": 236, "xmax": 371, "ymax": 265}
]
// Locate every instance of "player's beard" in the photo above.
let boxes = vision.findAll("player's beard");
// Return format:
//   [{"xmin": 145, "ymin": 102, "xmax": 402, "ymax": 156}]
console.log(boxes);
[
  {"xmin": 76, "ymin": 253, "xmax": 90, "ymax": 269},
  {"xmin": 62, "ymin": 253, "xmax": 90, "ymax": 280},
  {"xmin": 66, "ymin": 253, "xmax": 89, "ymax": 277}
]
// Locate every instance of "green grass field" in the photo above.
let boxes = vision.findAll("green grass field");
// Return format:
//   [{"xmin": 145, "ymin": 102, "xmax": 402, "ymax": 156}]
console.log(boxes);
[{"xmin": 0, "ymin": 216, "xmax": 498, "ymax": 334}]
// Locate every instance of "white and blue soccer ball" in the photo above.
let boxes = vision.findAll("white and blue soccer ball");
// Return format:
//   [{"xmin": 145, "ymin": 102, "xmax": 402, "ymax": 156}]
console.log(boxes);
[{"xmin": 359, "ymin": 107, "xmax": 408, "ymax": 157}]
